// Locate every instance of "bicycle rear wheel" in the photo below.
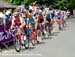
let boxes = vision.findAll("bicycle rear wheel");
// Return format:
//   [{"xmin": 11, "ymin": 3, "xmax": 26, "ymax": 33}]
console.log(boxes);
[
  {"xmin": 39, "ymin": 30, "xmax": 44, "ymax": 40},
  {"xmin": 31, "ymin": 37, "xmax": 35, "ymax": 46}
]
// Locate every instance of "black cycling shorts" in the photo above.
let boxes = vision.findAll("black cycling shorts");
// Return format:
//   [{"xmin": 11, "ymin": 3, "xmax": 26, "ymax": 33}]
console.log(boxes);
[
  {"xmin": 38, "ymin": 19, "xmax": 44, "ymax": 23},
  {"xmin": 46, "ymin": 18, "xmax": 51, "ymax": 22}
]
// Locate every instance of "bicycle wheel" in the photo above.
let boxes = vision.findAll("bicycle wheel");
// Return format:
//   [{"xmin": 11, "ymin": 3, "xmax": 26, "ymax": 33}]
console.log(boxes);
[
  {"xmin": 24, "ymin": 36, "xmax": 30, "ymax": 49},
  {"xmin": 46, "ymin": 25, "xmax": 51, "ymax": 36},
  {"xmin": 31, "ymin": 32, "xmax": 36, "ymax": 46},
  {"xmin": 62, "ymin": 20, "xmax": 66, "ymax": 28},
  {"xmin": 46, "ymin": 26, "xmax": 49, "ymax": 34},
  {"xmin": 39, "ymin": 30, "xmax": 44, "ymax": 40},
  {"xmin": 31, "ymin": 37, "xmax": 35, "ymax": 46},
  {"xmin": 14, "ymin": 35, "xmax": 21, "ymax": 52},
  {"xmin": 48, "ymin": 26, "xmax": 51, "ymax": 35}
]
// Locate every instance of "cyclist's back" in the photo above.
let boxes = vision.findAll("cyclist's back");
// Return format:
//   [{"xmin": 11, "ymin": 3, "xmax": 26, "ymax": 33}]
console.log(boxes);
[
  {"xmin": 37, "ymin": 10, "xmax": 44, "ymax": 23},
  {"xmin": 11, "ymin": 12, "xmax": 25, "ymax": 29},
  {"xmin": 46, "ymin": 12, "xmax": 52, "ymax": 22}
]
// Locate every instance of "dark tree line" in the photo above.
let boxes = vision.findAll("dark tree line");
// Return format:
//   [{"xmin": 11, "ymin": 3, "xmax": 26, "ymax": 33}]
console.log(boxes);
[{"xmin": 6, "ymin": 0, "xmax": 75, "ymax": 9}]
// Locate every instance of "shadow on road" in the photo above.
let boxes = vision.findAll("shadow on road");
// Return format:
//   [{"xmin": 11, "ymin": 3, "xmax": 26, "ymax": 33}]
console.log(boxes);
[
  {"xmin": 44, "ymin": 36, "xmax": 52, "ymax": 39},
  {"xmin": 51, "ymin": 32, "xmax": 60, "ymax": 36}
]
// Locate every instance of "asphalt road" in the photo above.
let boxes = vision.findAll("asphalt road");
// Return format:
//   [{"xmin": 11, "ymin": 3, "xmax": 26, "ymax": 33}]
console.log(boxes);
[{"xmin": 0, "ymin": 18, "xmax": 75, "ymax": 57}]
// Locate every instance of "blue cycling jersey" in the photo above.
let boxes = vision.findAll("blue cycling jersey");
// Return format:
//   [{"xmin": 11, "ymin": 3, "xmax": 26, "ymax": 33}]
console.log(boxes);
[
  {"xmin": 46, "ymin": 14, "xmax": 52, "ymax": 19},
  {"xmin": 26, "ymin": 17, "xmax": 35, "ymax": 35},
  {"xmin": 26, "ymin": 16, "xmax": 35, "ymax": 28},
  {"xmin": 26, "ymin": 29, "xmax": 31, "ymax": 36}
]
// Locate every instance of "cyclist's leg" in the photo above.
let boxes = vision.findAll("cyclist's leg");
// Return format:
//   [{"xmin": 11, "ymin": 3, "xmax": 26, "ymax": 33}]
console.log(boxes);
[
  {"xmin": 37, "ymin": 20, "xmax": 43, "ymax": 42},
  {"xmin": 59, "ymin": 19, "xmax": 62, "ymax": 30},
  {"xmin": 17, "ymin": 29, "xmax": 22, "ymax": 41},
  {"xmin": 56, "ymin": 19, "xmax": 61, "ymax": 30},
  {"xmin": 50, "ymin": 18, "xmax": 53, "ymax": 31},
  {"xmin": 32, "ymin": 28, "xmax": 37, "ymax": 41},
  {"xmin": 36, "ymin": 23, "xmax": 41, "ymax": 43}
]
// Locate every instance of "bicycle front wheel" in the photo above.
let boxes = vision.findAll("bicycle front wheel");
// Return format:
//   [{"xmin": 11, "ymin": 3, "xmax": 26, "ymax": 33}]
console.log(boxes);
[
  {"xmin": 24, "ymin": 36, "xmax": 30, "ymax": 49},
  {"xmin": 14, "ymin": 35, "xmax": 21, "ymax": 52}
]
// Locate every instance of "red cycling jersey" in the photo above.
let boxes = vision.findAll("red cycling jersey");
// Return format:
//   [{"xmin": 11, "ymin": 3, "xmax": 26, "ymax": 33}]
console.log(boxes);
[{"xmin": 14, "ymin": 17, "xmax": 21, "ymax": 28}]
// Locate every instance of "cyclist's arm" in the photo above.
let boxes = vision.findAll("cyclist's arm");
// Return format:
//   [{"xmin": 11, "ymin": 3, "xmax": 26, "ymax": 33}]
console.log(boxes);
[{"xmin": 19, "ymin": 17, "xmax": 25, "ymax": 28}]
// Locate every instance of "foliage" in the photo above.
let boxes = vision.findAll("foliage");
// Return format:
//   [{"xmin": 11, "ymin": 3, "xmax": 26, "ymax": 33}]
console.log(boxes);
[{"xmin": 5, "ymin": 0, "xmax": 75, "ymax": 9}]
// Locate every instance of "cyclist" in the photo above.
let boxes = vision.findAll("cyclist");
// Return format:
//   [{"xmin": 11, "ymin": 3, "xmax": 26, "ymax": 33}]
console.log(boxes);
[
  {"xmin": 56, "ymin": 10, "xmax": 62, "ymax": 30},
  {"xmin": 45, "ymin": 10, "xmax": 52, "ymax": 34},
  {"xmin": 37, "ymin": 10, "xmax": 45, "ymax": 40},
  {"xmin": 10, "ymin": 12, "xmax": 25, "ymax": 40},
  {"xmin": 26, "ymin": 10, "xmax": 39, "ymax": 44},
  {"xmin": 63, "ymin": 10, "xmax": 67, "ymax": 26},
  {"xmin": 51, "ymin": 10, "xmax": 55, "ymax": 25}
]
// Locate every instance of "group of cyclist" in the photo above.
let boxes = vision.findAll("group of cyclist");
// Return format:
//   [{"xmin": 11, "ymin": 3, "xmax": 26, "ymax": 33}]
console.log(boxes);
[{"xmin": 0, "ymin": 4, "xmax": 70, "ymax": 50}]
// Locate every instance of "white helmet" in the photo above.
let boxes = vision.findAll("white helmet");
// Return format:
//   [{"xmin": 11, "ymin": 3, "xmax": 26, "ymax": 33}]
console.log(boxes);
[
  {"xmin": 39, "ymin": 10, "xmax": 42, "ymax": 13},
  {"xmin": 13, "ymin": 12, "xmax": 19, "ymax": 16}
]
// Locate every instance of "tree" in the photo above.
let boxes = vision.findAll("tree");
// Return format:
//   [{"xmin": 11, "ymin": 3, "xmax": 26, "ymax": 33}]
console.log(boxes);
[
  {"xmin": 53, "ymin": 0, "xmax": 75, "ymax": 9},
  {"xmin": 6, "ymin": 0, "xmax": 32, "ymax": 5},
  {"xmin": 5, "ymin": 0, "xmax": 75, "ymax": 9},
  {"xmin": 67, "ymin": 0, "xmax": 75, "ymax": 9}
]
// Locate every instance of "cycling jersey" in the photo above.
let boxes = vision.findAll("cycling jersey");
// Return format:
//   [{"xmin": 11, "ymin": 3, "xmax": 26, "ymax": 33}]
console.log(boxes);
[
  {"xmin": 14, "ymin": 17, "xmax": 21, "ymax": 27},
  {"xmin": 57, "ymin": 13, "xmax": 62, "ymax": 20},
  {"xmin": 38, "ymin": 14, "xmax": 44, "ymax": 19},
  {"xmin": 26, "ymin": 28, "xmax": 31, "ymax": 36},
  {"xmin": 38, "ymin": 14, "xmax": 44, "ymax": 23},
  {"xmin": 26, "ymin": 16, "xmax": 36, "ymax": 28},
  {"xmin": 46, "ymin": 13, "xmax": 52, "ymax": 22},
  {"xmin": 11, "ymin": 16, "xmax": 25, "ymax": 29},
  {"xmin": 51, "ymin": 11, "xmax": 55, "ymax": 18},
  {"xmin": 25, "ymin": 16, "xmax": 36, "ymax": 36}
]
